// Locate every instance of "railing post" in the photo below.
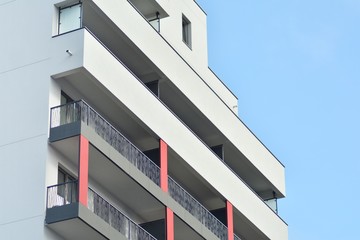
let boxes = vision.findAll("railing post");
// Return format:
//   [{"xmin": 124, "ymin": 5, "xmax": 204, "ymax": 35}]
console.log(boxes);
[
  {"xmin": 128, "ymin": 220, "xmax": 131, "ymax": 239},
  {"xmin": 70, "ymin": 181, "xmax": 73, "ymax": 203},
  {"xmin": 50, "ymin": 107, "xmax": 53, "ymax": 129},
  {"xmin": 87, "ymin": 103, "xmax": 89, "ymax": 126},
  {"xmin": 78, "ymin": 135, "xmax": 89, "ymax": 207},
  {"xmin": 46, "ymin": 187, "xmax": 49, "ymax": 209}
]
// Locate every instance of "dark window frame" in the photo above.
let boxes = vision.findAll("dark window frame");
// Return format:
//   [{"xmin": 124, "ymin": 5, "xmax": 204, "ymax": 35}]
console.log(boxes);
[
  {"xmin": 58, "ymin": 2, "xmax": 83, "ymax": 35},
  {"xmin": 182, "ymin": 14, "xmax": 192, "ymax": 49}
]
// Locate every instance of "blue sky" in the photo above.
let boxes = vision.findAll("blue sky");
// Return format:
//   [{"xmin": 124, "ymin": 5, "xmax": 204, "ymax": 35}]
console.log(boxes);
[{"xmin": 197, "ymin": 1, "xmax": 360, "ymax": 239}]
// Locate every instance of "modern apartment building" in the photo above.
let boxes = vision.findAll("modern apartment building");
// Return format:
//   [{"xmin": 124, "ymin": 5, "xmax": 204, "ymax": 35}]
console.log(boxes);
[{"xmin": 0, "ymin": 0, "xmax": 287, "ymax": 239}]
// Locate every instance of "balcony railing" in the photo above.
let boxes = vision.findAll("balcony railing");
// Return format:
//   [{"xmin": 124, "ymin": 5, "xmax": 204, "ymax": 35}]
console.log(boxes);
[
  {"xmin": 88, "ymin": 188, "xmax": 156, "ymax": 240},
  {"xmin": 168, "ymin": 176, "xmax": 228, "ymax": 240},
  {"xmin": 264, "ymin": 198, "xmax": 278, "ymax": 213},
  {"xmin": 46, "ymin": 182, "xmax": 156, "ymax": 240},
  {"xmin": 234, "ymin": 234, "xmax": 242, "ymax": 240},
  {"xmin": 50, "ymin": 100, "xmax": 160, "ymax": 186},
  {"xmin": 50, "ymin": 101, "xmax": 228, "ymax": 239},
  {"xmin": 47, "ymin": 181, "xmax": 78, "ymax": 208}
]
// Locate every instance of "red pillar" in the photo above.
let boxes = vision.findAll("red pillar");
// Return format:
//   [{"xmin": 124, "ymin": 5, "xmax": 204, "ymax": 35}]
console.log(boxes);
[
  {"xmin": 166, "ymin": 207, "xmax": 174, "ymax": 240},
  {"xmin": 160, "ymin": 139, "xmax": 168, "ymax": 192},
  {"xmin": 227, "ymin": 200, "xmax": 234, "ymax": 240},
  {"xmin": 160, "ymin": 140, "xmax": 174, "ymax": 239},
  {"xmin": 78, "ymin": 135, "xmax": 89, "ymax": 207}
]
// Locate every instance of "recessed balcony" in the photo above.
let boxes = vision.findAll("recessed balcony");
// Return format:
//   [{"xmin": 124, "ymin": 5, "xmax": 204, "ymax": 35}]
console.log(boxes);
[
  {"xmin": 46, "ymin": 181, "xmax": 156, "ymax": 240},
  {"xmin": 168, "ymin": 177, "xmax": 227, "ymax": 239},
  {"xmin": 50, "ymin": 26, "xmax": 287, "ymax": 239},
  {"xmin": 53, "ymin": 0, "xmax": 285, "ymax": 208},
  {"xmin": 54, "ymin": 0, "xmax": 285, "ymax": 205}
]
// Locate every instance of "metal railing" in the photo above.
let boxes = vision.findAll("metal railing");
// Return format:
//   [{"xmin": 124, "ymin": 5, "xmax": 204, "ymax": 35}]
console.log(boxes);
[
  {"xmin": 234, "ymin": 234, "xmax": 242, "ymax": 240},
  {"xmin": 88, "ymin": 188, "xmax": 156, "ymax": 240},
  {"xmin": 47, "ymin": 181, "xmax": 78, "ymax": 208},
  {"xmin": 168, "ymin": 176, "xmax": 228, "ymax": 240},
  {"xmin": 50, "ymin": 101, "xmax": 229, "ymax": 239},
  {"xmin": 264, "ymin": 198, "xmax": 278, "ymax": 213},
  {"xmin": 46, "ymin": 182, "xmax": 156, "ymax": 240},
  {"xmin": 50, "ymin": 100, "xmax": 160, "ymax": 186}
]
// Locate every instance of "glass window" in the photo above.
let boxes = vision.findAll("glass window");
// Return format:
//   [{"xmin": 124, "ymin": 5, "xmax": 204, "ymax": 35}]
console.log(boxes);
[
  {"xmin": 149, "ymin": 18, "xmax": 160, "ymax": 32},
  {"xmin": 57, "ymin": 167, "xmax": 77, "ymax": 205},
  {"xmin": 58, "ymin": 3, "xmax": 82, "ymax": 34},
  {"xmin": 60, "ymin": 91, "xmax": 75, "ymax": 125},
  {"xmin": 58, "ymin": 167, "xmax": 75, "ymax": 184},
  {"xmin": 61, "ymin": 91, "xmax": 73, "ymax": 105},
  {"xmin": 148, "ymin": 12, "xmax": 160, "ymax": 32},
  {"xmin": 264, "ymin": 198, "xmax": 278, "ymax": 213},
  {"xmin": 182, "ymin": 15, "xmax": 192, "ymax": 48}
]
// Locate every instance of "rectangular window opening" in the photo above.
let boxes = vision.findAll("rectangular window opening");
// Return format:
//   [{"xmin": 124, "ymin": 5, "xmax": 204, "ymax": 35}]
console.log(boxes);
[
  {"xmin": 58, "ymin": 3, "xmax": 82, "ymax": 35},
  {"xmin": 182, "ymin": 15, "xmax": 192, "ymax": 48},
  {"xmin": 56, "ymin": 167, "xmax": 77, "ymax": 205}
]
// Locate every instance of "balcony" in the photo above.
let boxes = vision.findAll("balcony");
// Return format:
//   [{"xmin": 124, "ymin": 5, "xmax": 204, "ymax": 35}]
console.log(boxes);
[
  {"xmin": 50, "ymin": 100, "xmax": 160, "ymax": 186},
  {"xmin": 53, "ymin": 0, "xmax": 284, "ymax": 206},
  {"xmin": 81, "ymin": 0, "xmax": 286, "ymax": 199},
  {"xmin": 50, "ymin": 26, "xmax": 287, "ymax": 239},
  {"xmin": 46, "ymin": 181, "xmax": 156, "ymax": 240},
  {"xmin": 168, "ymin": 177, "xmax": 227, "ymax": 239},
  {"xmin": 49, "ymin": 100, "xmax": 228, "ymax": 239}
]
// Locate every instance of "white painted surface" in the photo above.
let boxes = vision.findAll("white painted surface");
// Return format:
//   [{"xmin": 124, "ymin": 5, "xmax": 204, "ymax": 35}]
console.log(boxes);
[
  {"xmin": 0, "ymin": 0, "xmax": 287, "ymax": 238},
  {"xmin": 159, "ymin": 0, "xmax": 239, "ymax": 112},
  {"xmin": 0, "ymin": 215, "xmax": 64, "ymax": 240},
  {"xmin": 91, "ymin": 0, "xmax": 285, "ymax": 196},
  {"xmin": 0, "ymin": 1, "xmax": 73, "ymax": 239},
  {"xmin": 81, "ymin": 30, "xmax": 288, "ymax": 239}
]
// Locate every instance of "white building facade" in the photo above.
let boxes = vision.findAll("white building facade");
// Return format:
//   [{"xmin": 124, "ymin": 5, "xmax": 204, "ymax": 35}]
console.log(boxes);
[{"xmin": 0, "ymin": 0, "xmax": 287, "ymax": 239}]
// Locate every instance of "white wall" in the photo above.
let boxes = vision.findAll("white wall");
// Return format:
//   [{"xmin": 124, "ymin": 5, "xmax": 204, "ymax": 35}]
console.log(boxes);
[
  {"xmin": 91, "ymin": 0, "xmax": 285, "ymax": 196},
  {"xmin": 79, "ymin": 30, "xmax": 288, "ymax": 239},
  {"xmin": 159, "ymin": 0, "xmax": 239, "ymax": 112},
  {"xmin": 160, "ymin": 0, "xmax": 208, "ymax": 70},
  {"xmin": 0, "ymin": 0, "xmax": 67, "ymax": 239}
]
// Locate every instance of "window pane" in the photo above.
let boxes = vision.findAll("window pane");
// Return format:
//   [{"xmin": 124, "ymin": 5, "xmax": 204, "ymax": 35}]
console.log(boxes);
[
  {"xmin": 59, "ymin": 4, "xmax": 81, "ymax": 34},
  {"xmin": 58, "ymin": 170, "xmax": 65, "ymax": 184},
  {"xmin": 182, "ymin": 15, "xmax": 191, "ymax": 47},
  {"xmin": 149, "ymin": 19, "xmax": 160, "ymax": 32}
]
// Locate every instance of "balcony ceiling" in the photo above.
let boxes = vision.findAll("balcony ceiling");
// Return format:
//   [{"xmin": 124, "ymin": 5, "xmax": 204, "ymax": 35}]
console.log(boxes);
[
  {"xmin": 89, "ymin": 144, "xmax": 164, "ymax": 222},
  {"xmin": 57, "ymin": 0, "xmax": 283, "ymax": 199},
  {"xmin": 50, "ymin": 135, "xmax": 164, "ymax": 223},
  {"xmin": 174, "ymin": 215, "xmax": 204, "ymax": 240},
  {"xmin": 128, "ymin": 0, "xmax": 169, "ymax": 19},
  {"xmin": 47, "ymin": 218, "xmax": 107, "ymax": 240},
  {"xmin": 160, "ymin": 81, "xmax": 279, "ymax": 197},
  {"xmin": 83, "ymin": 2, "xmax": 164, "ymax": 83},
  {"xmin": 57, "ymin": 70, "xmax": 159, "ymax": 151}
]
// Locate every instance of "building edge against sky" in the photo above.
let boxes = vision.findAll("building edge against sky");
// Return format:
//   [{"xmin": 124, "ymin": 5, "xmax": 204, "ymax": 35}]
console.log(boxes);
[{"xmin": 0, "ymin": 0, "xmax": 287, "ymax": 240}]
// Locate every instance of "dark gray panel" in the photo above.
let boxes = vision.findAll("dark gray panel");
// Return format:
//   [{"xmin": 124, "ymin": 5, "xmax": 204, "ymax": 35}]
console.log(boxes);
[
  {"xmin": 45, "ymin": 203, "xmax": 79, "ymax": 224},
  {"xmin": 49, "ymin": 122, "xmax": 81, "ymax": 142}
]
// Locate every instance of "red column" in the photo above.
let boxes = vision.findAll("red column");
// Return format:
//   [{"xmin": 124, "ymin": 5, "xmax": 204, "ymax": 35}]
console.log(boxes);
[
  {"xmin": 166, "ymin": 207, "xmax": 174, "ymax": 240},
  {"xmin": 78, "ymin": 135, "xmax": 89, "ymax": 207},
  {"xmin": 160, "ymin": 140, "xmax": 174, "ymax": 239},
  {"xmin": 160, "ymin": 139, "xmax": 168, "ymax": 192},
  {"xmin": 227, "ymin": 200, "xmax": 234, "ymax": 240}
]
